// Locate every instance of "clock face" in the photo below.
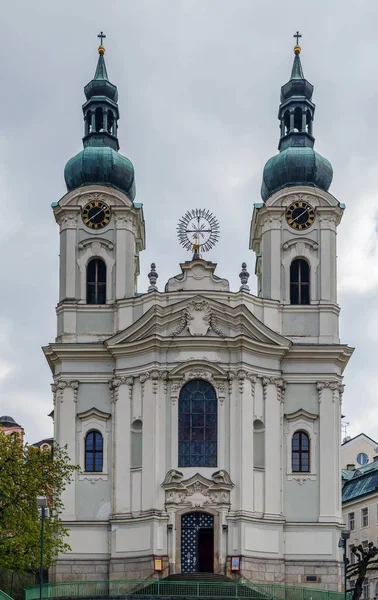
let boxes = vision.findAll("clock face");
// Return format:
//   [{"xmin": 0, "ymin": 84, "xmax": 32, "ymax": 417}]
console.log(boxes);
[
  {"xmin": 285, "ymin": 201, "xmax": 315, "ymax": 230},
  {"xmin": 81, "ymin": 201, "xmax": 111, "ymax": 229}
]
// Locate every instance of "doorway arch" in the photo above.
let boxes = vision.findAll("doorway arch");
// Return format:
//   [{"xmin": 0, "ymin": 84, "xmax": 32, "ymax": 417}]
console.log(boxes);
[{"xmin": 181, "ymin": 512, "xmax": 214, "ymax": 573}]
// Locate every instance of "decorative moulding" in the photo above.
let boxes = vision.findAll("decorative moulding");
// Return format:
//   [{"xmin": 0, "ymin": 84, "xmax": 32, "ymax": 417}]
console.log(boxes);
[
  {"xmin": 77, "ymin": 406, "xmax": 111, "ymax": 482},
  {"xmin": 162, "ymin": 470, "xmax": 234, "ymax": 508},
  {"xmin": 171, "ymin": 298, "xmax": 225, "ymax": 338}
]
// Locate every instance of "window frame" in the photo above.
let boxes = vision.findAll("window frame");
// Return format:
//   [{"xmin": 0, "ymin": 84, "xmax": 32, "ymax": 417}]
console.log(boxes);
[
  {"xmin": 291, "ymin": 430, "xmax": 310, "ymax": 473},
  {"xmin": 84, "ymin": 430, "xmax": 103, "ymax": 472},
  {"xmin": 285, "ymin": 409, "xmax": 318, "ymax": 481},
  {"xmin": 178, "ymin": 379, "xmax": 218, "ymax": 468},
  {"xmin": 87, "ymin": 258, "xmax": 107, "ymax": 305},
  {"xmin": 77, "ymin": 407, "xmax": 111, "ymax": 482},
  {"xmin": 290, "ymin": 258, "xmax": 310, "ymax": 305},
  {"xmin": 361, "ymin": 507, "xmax": 369, "ymax": 528},
  {"xmin": 348, "ymin": 511, "xmax": 355, "ymax": 531}
]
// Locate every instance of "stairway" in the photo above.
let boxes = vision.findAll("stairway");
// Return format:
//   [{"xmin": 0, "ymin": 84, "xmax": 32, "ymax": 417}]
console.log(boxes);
[{"xmin": 131, "ymin": 571, "xmax": 272, "ymax": 599}]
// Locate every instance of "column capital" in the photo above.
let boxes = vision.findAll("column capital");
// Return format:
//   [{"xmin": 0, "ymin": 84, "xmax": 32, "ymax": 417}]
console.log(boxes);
[
  {"xmin": 55, "ymin": 379, "xmax": 79, "ymax": 402},
  {"xmin": 316, "ymin": 380, "xmax": 343, "ymax": 402}
]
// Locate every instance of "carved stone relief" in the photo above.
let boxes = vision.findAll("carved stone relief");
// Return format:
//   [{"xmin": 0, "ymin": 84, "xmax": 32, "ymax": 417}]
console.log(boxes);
[
  {"xmin": 171, "ymin": 299, "xmax": 225, "ymax": 337},
  {"xmin": 162, "ymin": 470, "xmax": 234, "ymax": 508}
]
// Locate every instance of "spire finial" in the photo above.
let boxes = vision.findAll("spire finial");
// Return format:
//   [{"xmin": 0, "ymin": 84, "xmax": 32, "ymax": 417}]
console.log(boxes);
[
  {"xmin": 98, "ymin": 31, "xmax": 106, "ymax": 55},
  {"xmin": 293, "ymin": 30, "xmax": 302, "ymax": 55},
  {"xmin": 239, "ymin": 262, "xmax": 250, "ymax": 292},
  {"xmin": 148, "ymin": 263, "xmax": 159, "ymax": 292}
]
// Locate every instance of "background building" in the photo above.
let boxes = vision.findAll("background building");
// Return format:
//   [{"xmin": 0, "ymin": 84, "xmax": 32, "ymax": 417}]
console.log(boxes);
[
  {"xmin": 341, "ymin": 434, "xmax": 378, "ymax": 470},
  {"xmin": 342, "ymin": 457, "xmax": 378, "ymax": 599},
  {"xmin": 0, "ymin": 416, "xmax": 24, "ymax": 440},
  {"xmin": 43, "ymin": 39, "xmax": 352, "ymax": 589}
]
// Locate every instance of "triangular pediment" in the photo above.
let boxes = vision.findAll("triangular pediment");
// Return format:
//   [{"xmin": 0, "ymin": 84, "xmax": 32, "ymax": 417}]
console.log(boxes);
[{"xmin": 106, "ymin": 295, "xmax": 291, "ymax": 351}]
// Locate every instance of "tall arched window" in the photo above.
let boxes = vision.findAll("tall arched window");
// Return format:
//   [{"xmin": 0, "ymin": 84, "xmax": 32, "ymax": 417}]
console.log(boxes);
[
  {"xmin": 87, "ymin": 258, "xmax": 106, "ymax": 304},
  {"xmin": 292, "ymin": 431, "xmax": 310, "ymax": 472},
  {"xmin": 95, "ymin": 107, "xmax": 103, "ymax": 132},
  {"xmin": 178, "ymin": 380, "xmax": 217, "ymax": 467},
  {"xmin": 290, "ymin": 259, "xmax": 310, "ymax": 305},
  {"xmin": 85, "ymin": 431, "xmax": 103, "ymax": 472}
]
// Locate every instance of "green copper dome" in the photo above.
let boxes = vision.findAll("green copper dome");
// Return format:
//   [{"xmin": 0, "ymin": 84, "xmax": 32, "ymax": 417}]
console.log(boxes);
[
  {"xmin": 261, "ymin": 147, "xmax": 332, "ymax": 201},
  {"xmin": 261, "ymin": 44, "xmax": 333, "ymax": 202},
  {"xmin": 64, "ymin": 146, "xmax": 136, "ymax": 200},
  {"xmin": 64, "ymin": 42, "xmax": 136, "ymax": 200}
]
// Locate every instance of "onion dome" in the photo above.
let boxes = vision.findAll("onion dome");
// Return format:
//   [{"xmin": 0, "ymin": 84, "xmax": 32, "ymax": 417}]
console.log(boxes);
[
  {"xmin": 64, "ymin": 36, "xmax": 136, "ymax": 200},
  {"xmin": 0, "ymin": 415, "xmax": 20, "ymax": 427},
  {"xmin": 261, "ymin": 40, "xmax": 333, "ymax": 202}
]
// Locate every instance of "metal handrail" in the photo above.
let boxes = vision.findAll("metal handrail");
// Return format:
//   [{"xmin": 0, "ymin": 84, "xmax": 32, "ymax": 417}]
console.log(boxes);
[
  {"xmin": 24, "ymin": 579, "xmax": 351, "ymax": 600},
  {"xmin": 1, "ymin": 591, "xmax": 14, "ymax": 600}
]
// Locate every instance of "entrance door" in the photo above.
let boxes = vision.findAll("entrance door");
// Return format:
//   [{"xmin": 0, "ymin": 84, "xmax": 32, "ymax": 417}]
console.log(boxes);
[{"xmin": 181, "ymin": 513, "xmax": 214, "ymax": 573}]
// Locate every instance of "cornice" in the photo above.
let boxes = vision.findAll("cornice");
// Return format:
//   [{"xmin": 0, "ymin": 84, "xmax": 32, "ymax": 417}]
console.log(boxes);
[{"xmin": 283, "ymin": 344, "xmax": 354, "ymax": 371}]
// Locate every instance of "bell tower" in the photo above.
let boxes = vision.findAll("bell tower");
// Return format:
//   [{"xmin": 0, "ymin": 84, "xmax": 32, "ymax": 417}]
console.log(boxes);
[
  {"xmin": 53, "ymin": 35, "xmax": 145, "ymax": 342},
  {"xmin": 250, "ymin": 37, "xmax": 344, "ymax": 343}
]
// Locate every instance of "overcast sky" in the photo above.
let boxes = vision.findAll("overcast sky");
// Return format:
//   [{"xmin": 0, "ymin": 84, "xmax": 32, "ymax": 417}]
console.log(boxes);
[{"xmin": 1, "ymin": 0, "xmax": 377, "ymax": 444}]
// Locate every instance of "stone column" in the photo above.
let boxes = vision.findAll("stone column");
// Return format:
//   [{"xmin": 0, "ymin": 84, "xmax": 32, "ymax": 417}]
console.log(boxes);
[
  {"xmin": 170, "ymin": 381, "xmax": 180, "ymax": 469},
  {"xmin": 141, "ymin": 373, "xmax": 155, "ymax": 511},
  {"xmin": 317, "ymin": 381, "xmax": 343, "ymax": 522},
  {"xmin": 239, "ymin": 371, "xmax": 256, "ymax": 513},
  {"xmin": 263, "ymin": 377, "xmax": 284, "ymax": 517},
  {"xmin": 110, "ymin": 376, "xmax": 133, "ymax": 515},
  {"xmin": 261, "ymin": 217, "xmax": 281, "ymax": 301},
  {"xmin": 228, "ymin": 371, "xmax": 240, "ymax": 508},
  {"xmin": 319, "ymin": 216, "xmax": 337, "ymax": 303},
  {"xmin": 215, "ymin": 380, "xmax": 227, "ymax": 471},
  {"xmin": 56, "ymin": 380, "xmax": 79, "ymax": 520}
]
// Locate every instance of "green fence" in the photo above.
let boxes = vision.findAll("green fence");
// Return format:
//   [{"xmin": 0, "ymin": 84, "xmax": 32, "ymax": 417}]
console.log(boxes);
[{"xmin": 24, "ymin": 580, "xmax": 352, "ymax": 600}]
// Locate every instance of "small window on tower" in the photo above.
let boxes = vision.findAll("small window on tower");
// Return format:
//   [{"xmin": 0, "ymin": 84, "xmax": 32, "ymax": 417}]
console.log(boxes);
[
  {"xmin": 292, "ymin": 430, "xmax": 310, "ymax": 473},
  {"xmin": 87, "ymin": 258, "xmax": 106, "ymax": 304},
  {"xmin": 290, "ymin": 259, "xmax": 310, "ymax": 305}
]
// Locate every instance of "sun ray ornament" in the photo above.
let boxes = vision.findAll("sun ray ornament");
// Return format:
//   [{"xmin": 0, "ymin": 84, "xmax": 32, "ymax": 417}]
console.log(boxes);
[{"xmin": 177, "ymin": 209, "xmax": 220, "ymax": 260}]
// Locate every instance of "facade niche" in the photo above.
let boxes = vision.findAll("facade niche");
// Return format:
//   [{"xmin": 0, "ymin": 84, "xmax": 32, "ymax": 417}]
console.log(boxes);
[
  {"xmin": 253, "ymin": 419, "xmax": 265, "ymax": 468},
  {"xmin": 131, "ymin": 419, "xmax": 143, "ymax": 468}
]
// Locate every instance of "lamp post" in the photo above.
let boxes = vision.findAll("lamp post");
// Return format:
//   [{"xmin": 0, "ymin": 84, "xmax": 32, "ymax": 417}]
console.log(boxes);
[
  {"xmin": 339, "ymin": 529, "xmax": 351, "ymax": 600},
  {"xmin": 37, "ymin": 496, "xmax": 49, "ymax": 600}
]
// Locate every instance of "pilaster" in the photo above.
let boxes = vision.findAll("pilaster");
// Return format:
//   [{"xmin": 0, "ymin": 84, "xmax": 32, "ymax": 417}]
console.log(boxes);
[
  {"xmin": 263, "ymin": 377, "xmax": 285, "ymax": 517},
  {"xmin": 317, "ymin": 381, "xmax": 343, "ymax": 523},
  {"xmin": 239, "ymin": 371, "xmax": 256, "ymax": 512},
  {"xmin": 54, "ymin": 380, "xmax": 79, "ymax": 519},
  {"xmin": 110, "ymin": 375, "xmax": 133, "ymax": 515}
]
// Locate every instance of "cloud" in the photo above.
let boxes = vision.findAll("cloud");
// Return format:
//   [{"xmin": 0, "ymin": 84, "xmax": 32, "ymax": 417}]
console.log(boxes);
[{"xmin": 0, "ymin": 0, "xmax": 377, "ymax": 444}]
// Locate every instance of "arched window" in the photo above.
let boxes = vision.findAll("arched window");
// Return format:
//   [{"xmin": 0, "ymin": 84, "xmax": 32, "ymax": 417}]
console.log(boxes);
[
  {"xmin": 95, "ymin": 107, "xmax": 103, "ymax": 132},
  {"xmin": 294, "ymin": 107, "xmax": 302, "ymax": 132},
  {"xmin": 85, "ymin": 431, "xmax": 103, "ymax": 472},
  {"xmin": 290, "ymin": 259, "xmax": 310, "ymax": 305},
  {"xmin": 87, "ymin": 258, "xmax": 106, "ymax": 304},
  {"xmin": 253, "ymin": 419, "xmax": 265, "ymax": 468},
  {"xmin": 85, "ymin": 111, "xmax": 92, "ymax": 135},
  {"xmin": 131, "ymin": 419, "xmax": 143, "ymax": 468},
  {"xmin": 178, "ymin": 380, "xmax": 217, "ymax": 468},
  {"xmin": 292, "ymin": 431, "xmax": 310, "ymax": 472}
]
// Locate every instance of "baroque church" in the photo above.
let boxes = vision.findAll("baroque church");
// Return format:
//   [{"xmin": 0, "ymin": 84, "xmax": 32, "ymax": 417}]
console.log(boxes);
[{"xmin": 43, "ymin": 36, "xmax": 353, "ymax": 589}]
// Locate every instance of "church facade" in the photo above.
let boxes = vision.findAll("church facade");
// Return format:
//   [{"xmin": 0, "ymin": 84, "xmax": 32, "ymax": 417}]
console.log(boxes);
[{"xmin": 43, "ymin": 39, "xmax": 353, "ymax": 589}]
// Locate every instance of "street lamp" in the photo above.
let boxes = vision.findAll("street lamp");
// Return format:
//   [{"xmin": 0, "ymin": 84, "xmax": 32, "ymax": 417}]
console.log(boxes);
[
  {"xmin": 37, "ymin": 496, "xmax": 50, "ymax": 600},
  {"xmin": 339, "ymin": 529, "xmax": 351, "ymax": 600}
]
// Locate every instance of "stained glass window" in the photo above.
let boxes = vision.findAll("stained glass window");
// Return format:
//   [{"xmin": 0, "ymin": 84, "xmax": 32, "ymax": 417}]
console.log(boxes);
[
  {"xmin": 85, "ymin": 430, "xmax": 103, "ymax": 472},
  {"xmin": 178, "ymin": 380, "xmax": 217, "ymax": 467},
  {"xmin": 292, "ymin": 431, "xmax": 310, "ymax": 473}
]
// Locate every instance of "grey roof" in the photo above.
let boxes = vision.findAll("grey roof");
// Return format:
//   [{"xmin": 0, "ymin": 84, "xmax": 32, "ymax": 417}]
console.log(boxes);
[{"xmin": 0, "ymin": 415, "xmax": 21, "ymax": 427}]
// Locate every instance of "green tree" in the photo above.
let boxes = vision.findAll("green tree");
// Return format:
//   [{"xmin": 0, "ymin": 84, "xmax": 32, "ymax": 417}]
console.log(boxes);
[
  {"xmin": 346, "ymin": 543, "xmax": 378, "ymax": 600},
  {"xmin": 0, "ymin": 431, "xmax": 78, "ymax": 573}
]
